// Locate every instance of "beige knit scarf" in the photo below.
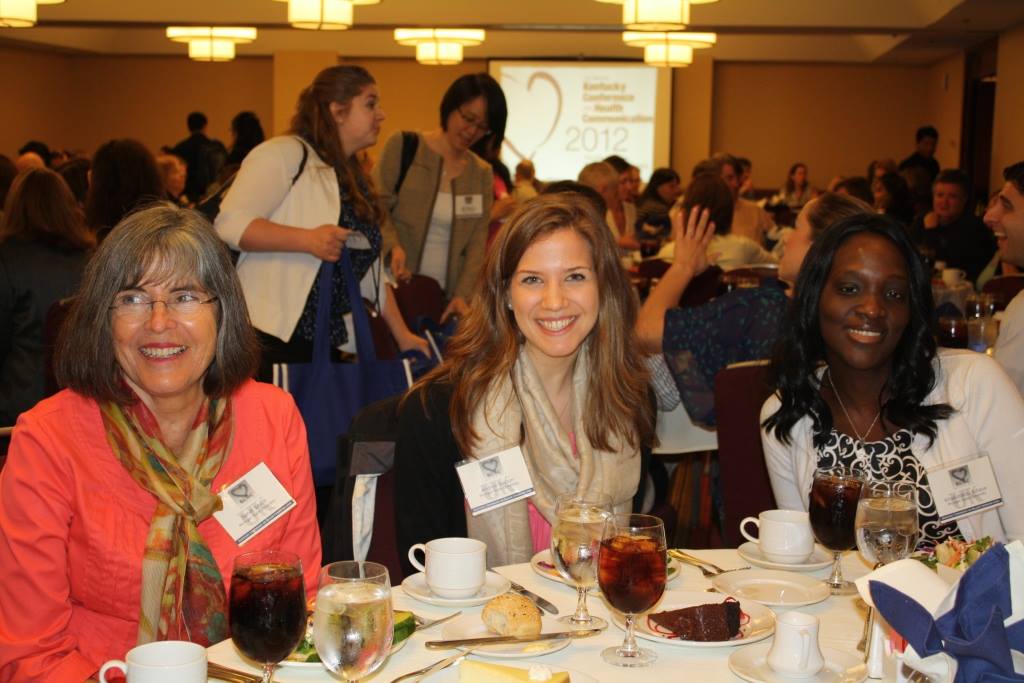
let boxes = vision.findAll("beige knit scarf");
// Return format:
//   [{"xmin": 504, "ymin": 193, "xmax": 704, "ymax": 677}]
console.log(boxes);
[{"xmin": 465, "ymin": 346, "xmax": 641, "ymax": 567}]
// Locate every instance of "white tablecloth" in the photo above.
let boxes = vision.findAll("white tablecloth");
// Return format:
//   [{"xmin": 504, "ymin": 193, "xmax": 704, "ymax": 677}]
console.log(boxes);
[{"xmin": 208, "ymin": 549, "xmax": 889, "ymax": 682}]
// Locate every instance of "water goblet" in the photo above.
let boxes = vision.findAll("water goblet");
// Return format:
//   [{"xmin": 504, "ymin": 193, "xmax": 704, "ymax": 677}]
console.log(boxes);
[
  {"xmin": 550, "ymin": 492, "xmax": 612, "ymax": 630},
  {"xmin": 855, "ymin": 480, "xmax": 918, "ymax": 567}
]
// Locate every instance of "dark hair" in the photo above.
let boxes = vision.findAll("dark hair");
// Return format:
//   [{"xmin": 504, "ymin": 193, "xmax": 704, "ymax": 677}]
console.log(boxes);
[
  {"xmin": 603, "ymin": 155, "xmax": 631, "ymax": 174},
  {"xmin": 18, "ymin": 140, "xmax": 51, "ymax": 166},
  {"xmin": 762, "ymin": 213, "xmax": 952, "ymax": 447},
  {"xmin": 85, "ymin": 139, "xmax": 165, "ymax": 235},
  {"xmin": 187, "ymin": 111, "xmax": 208, "ymax": 132},
  {"xmin": 735, "ymin": 157, "xmax": 752, "ymax": 172},
  {"xmin": 56, "ymin": 157, "xmax": 91, "ymax": 206},
  {"xmin": 802, "ymin": 191, "xmax": 873, "ymax": 239},
  {"xmin": 56, "ymin": 203, "xmax": 259, "ymax": 404},
  {"xmin": 410, "ymin": 192, "xmax": 655, "ymax": 454},
  {"xmin": 933, "ymin": 168, "xmax": 970, "ymax": 196},
  {"xmin": 1004, "ymin": 161, "xmax": 1024, "ymax": 195},
  {"xmin": 876, "ymin": 172, "xmax": 914, "ymax": 225},
  {"xmin": 0, "ymin": 168, "xmax": 95, "ymax": 251},
  {"xmin": 682, "ymin": 173, "xmax": 733, "ymax": 235},
  {"xmin": 639, "ymin": 167, "xmax": 680, "ymax": 206},
  {"xmin": 834, "ymin": 176, "xmax": 873, "ymax": 206},
  {"xmin": 542, "ymin": 180, "xmax": 607, "ymax": 215},
  {"xmin": 785, "ymin": 162, "xmax": 808, "ymax": 195},
  {"xmin": 439, "ymin": 73, "xmax": 508, "ymax": 149},
  {"xmin": 691, "ymin": 153, "xmax": 738, "ymax": 180},
  {"xmin": 230, "ymin": 111, "xmax": 265, "ymax": 160},
  {"xmin": 0, "ymin": 155, "xmax": 16, "ymax": 208},
  {"xmin": 290, "ymin": 65, "xmax": 380, "ymax": 223},
  {"xmin": 916, "ymin": 125, "xmax": 939, "ymax": 142}
]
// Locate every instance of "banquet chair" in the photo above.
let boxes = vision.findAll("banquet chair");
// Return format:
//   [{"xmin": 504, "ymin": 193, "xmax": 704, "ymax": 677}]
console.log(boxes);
[
  {"xmin": 637, "ymin": 258, "xmax": 671, "ymax": 280},
  {"xmin": 981, "ymin": 275, "xmax": 1024, "ymax": 311},
  {"xmin": 393, "ymin": 274, "xmax": 446, "ymax": 331},
  {"xmin": 678, "ymin": 265, "xmax": 724, "ymax": 308},
  {"xmin": 713, "ymin": 360, "xmax": 777, "ymax": 547}
]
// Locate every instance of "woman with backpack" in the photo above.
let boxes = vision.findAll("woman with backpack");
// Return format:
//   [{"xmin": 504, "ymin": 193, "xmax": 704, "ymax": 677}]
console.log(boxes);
[{"xmin": 215, "ymin": 65, "xmax": 428, "ymax": 380}]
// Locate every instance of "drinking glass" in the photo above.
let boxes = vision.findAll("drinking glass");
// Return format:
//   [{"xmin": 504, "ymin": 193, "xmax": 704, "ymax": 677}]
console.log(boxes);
[
  {"xmin": 229, "ymin": 550, "xmax": 307, "ymax": 683},
  {"xmin": 808, "ymin": 466, "xmax": 866, "ymax": 595},
  {"xmin": 550, "ymin": 492, "xmax": 613, "ymax": 630},
  {"xmin": 313, "ymin": 561, "xmax": 393, "ymax": 682},
  {"xmin": 855, "ymin": 481, "xmax": 919, "ymax": 567},
  {"xmin": 597, "ymin": 513, "xmax": 667, "ymax": 667}
]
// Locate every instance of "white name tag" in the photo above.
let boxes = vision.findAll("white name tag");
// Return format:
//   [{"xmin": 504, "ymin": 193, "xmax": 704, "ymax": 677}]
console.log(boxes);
[
  {"xmin": 213, "ymin": 462, "xmax": 297, "ymax": 545},
  {"xmin": 928, "ymin": 454, "xmax": 1003, "ymax": 523},
  {"xmin": 455, "ymin": 446, "xmax": 535, "ymax": 516},
  {"xmin": 454, "ymin": 193, "xmax": 484, "ymax": 218}
]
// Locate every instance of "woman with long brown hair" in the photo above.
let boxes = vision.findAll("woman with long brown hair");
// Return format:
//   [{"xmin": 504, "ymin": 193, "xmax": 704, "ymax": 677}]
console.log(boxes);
[
  {"xmin": 215, "ymin": 65, "xmax": 427, "ymax": 381},
  {"xmin": 0, "ymin": 167, "xmax": 95, "ymax": 425},
  {"xmin": 394, "ymin": 191, "xmax": 656, "ymax": 569}
]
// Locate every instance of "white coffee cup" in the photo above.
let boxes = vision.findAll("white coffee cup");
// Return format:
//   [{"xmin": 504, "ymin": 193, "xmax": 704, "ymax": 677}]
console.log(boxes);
[
  {"xmin": 99, "ymin": 641, "xmax": 207, "ymax": 683},
  {"xmin": 767, "ymin": 611, "xmax": 825, "ymax": 678},
  {"xmin": 407, "ymin": 537, "xmax": 486, "ymax": 599},
  {"xmin": 941, "ymin": 267, "xmax": 967, "ymax": 287},
  {"xmin": 740, "ymin": 509, "xmax": 815, "ymax": 564}
]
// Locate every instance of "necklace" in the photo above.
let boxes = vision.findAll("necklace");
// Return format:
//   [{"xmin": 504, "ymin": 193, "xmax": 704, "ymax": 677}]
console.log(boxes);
[{"xmin": 826, "ymin": 368, "xmax": 881, "ymax": 454}]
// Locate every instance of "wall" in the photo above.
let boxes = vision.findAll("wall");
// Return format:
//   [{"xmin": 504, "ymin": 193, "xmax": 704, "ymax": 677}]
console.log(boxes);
[
  {"xmin": 670, "ymin": 55, "xmax": 714, "ymax": 180},
  {"xmin": 0, "ymin": 46, "xmax": 74, "ymax": 159},
  {"xmin": 924, "ymin": 52, "xmax": 965, "ymax": 170},
  {"xmin": 710, "ymin": 62, "xmax": 932, "ymax": 190},
  {"xmin": 991, "ymin": 23, "xmax": 1024, "ymax": 190}
]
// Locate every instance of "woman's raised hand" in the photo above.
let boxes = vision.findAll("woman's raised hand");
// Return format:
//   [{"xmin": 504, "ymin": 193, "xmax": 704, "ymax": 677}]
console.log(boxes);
[
  {"xmin": 672, "ymin": 205, "xmax": 714, "ymax": 277},
  {"xmin": 306, "ymin": 224, "xmax": 351, "ymax": 262}
]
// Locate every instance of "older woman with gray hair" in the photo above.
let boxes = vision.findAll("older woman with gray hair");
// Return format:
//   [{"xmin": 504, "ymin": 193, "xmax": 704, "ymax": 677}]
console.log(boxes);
[{"xmin": 0, "ymin": 204, "xmax": 320, "ymax": 681}]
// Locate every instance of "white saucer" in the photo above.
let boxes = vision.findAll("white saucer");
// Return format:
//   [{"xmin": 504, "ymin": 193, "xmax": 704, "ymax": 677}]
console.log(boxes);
[
  {"xmin": 401, "ymin": 571, "xmax": 511, "ymax": 607},
  {"xmin": 612, "ymin": 590, "xmax": 775, "ymax": 648},
  {"xmin": 711, "ymin": 569, "xmax": 830, "ymax": 607},
  {"xmin": 439, "ymin": 613, "xmax": 572, "ymax": 658},
  {"xmin": 423, "ymin": 660, "xmax": 601, "ymax": 682},
  {"xmin": 737, "ymin": 542, "xmax": 834, "ymax": 572},
  {"xmin": 530, "ymin": 549, "xmax": 683, "ymax": 587},
  {"xmin": 729, "ymin": 642, "xmax": 867, "ymax": 683}
]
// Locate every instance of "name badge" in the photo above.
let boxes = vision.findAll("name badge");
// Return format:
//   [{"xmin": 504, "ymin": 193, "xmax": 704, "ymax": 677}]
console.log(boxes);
[
  {"xmin": 213, "ymin": 462, "xmax": 297, "ymax": 545},
  {"xmin": 455, "ymin": 446, "xmax": 535, "ymax": 516},
  {"xmin": 454, "ymin": 194, "xmax": 484, "ymax": 218},
  {"xmin": 928, "ymin": 454, "xmax": 1003, "ymax": 523}
]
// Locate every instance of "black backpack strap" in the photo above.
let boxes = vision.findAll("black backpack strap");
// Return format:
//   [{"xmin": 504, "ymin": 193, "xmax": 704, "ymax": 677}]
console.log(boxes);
[
  {"xmin": 291, "ymin": 138, "xmax": 309, "ymax": 186},
  {"xmin": 394, "ymin": 131, "xmax": 418, "ymax": 194}
]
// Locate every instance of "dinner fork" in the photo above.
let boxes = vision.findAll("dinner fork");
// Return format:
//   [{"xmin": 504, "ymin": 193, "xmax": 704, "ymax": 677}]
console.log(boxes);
[
  {"xmin": 411, "ymin": 610, "xmax": 462, "ymax": 631},
  {"xmin": 670, "ymin": 549, "xmax": 750, "ymax": 574},
  {"xmin": 669, "ymin": 550, "xmax": 718, "ymax": 578}
]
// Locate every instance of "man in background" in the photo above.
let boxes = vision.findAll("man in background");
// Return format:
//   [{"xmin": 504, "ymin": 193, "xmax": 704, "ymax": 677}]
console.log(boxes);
[
  {"xmin": 912, "ymin": 169, "xmax": 995, "ymax": 283},
  {"xmin": 694, "ymin": 153, "xmax": 775, "ymax": 247},
  {"xmin": 986, "ymin": 161, "xmax": 1024, "ymax": 395},
  {"xmin": 578, "ymin": 161, "xmax": 638, "ymax": 249},
  {"xmin": 171, "ymin": 111, "xmax": 225, "ymax": 202},
  {"xmin": 899, "ymin": 125, "xmax": 940, "ymax": 185}
]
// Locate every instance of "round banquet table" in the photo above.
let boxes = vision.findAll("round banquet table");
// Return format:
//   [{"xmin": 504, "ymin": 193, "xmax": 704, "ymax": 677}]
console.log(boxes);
[{"xmin": 207, "ymin": 549, "xmax": 892, "ymax": 682}]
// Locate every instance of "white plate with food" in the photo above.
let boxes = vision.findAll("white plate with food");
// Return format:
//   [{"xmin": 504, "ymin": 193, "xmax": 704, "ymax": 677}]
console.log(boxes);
[
  {"xmin": 282, "ymin": 608, "xmax": 413, "ymax": 668},
  {"xmin": 401, "ymin": 571, "xmax": 511, "ymax": 608},
  {"xmin": 611, "ymin": 590, "xmax": 775, "ymax": 648},
  {"xmin": 438, "ymin": 614, "xmax": 571, "ymax": 659},
  {"xmin": 729, "ymin": 642, "xmax": 867, "ymax": 683},
  {"xmin": 737, "ymin": 542, "xmax": 834, "ymax": 572},
  {"xmin": 711, "ymin": 569, "xmax": 830, "ymax": 607},
  {"xmin": 530, "ymin": 549, "xmax": 683, "ymax": 587},
  {"xmin": 424, "ymin": 659, "xmax": 600, "ymax": 682}
]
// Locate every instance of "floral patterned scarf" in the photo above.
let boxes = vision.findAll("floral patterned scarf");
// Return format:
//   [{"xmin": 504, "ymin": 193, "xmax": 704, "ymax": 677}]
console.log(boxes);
[{"xmin": 100, "ymin": 392, "xmax": 234, "ymax": 646}]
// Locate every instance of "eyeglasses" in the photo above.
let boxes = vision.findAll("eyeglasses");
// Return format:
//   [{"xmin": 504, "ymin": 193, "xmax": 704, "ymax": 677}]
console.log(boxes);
[
  {"xmin": 456, "ymin": 107, "xmax": 491, "ymax": 136},
  {"xmin": 110, "ymin": 291, "xmax": 219, "ymax": 320}
]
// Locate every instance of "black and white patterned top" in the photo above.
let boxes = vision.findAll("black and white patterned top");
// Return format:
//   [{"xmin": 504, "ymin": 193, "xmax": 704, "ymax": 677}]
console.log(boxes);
[{"xmin": 816, "ymin": 429, "xmax": 960, "ymax": 549}]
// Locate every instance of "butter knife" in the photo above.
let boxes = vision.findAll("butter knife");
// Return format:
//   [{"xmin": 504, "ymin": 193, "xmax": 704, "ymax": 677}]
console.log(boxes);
[
  {"xmin": 425, "ymin": 627, "xmax": 603, "ymax": 649},
  {"xmin": 508, "ymin": 580, "xmax": 559, "ymax": 615}
]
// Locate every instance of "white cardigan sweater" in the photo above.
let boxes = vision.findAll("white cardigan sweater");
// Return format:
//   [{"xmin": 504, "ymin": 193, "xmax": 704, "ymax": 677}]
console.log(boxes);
[
  {"xmin": 215, "ymin": 135, "xmax": 387, "ymax": 347},
  {"xmin": 760, "ymin": 349, "xmax": 1024, "ymax": 544}
]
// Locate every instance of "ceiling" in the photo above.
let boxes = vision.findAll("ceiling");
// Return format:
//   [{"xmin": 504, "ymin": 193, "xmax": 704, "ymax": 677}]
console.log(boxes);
[{"xmin": 3, "ymin": 0, "xmax": 1023, "ymax": 65}]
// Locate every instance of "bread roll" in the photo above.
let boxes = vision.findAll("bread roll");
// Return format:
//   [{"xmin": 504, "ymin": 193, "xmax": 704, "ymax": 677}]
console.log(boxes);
[{"xmin": 482, "ymin": 593, "xmax": 542, "ymax": 637}]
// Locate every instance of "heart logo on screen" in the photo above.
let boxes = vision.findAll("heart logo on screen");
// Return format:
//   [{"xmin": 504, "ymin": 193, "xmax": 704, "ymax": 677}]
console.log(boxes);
[{"xmin": 502, "ymin": 70, "xmax": 562, "ymax": 163}]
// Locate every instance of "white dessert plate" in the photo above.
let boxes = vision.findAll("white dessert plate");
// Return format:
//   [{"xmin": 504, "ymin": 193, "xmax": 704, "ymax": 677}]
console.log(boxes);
[
  {"xmin": 423, "ymin": 659, "xmax": 601, "ymax": 682},
  {"xmin": 611, "ymin": 590, "xmax": 775, "ymax": 648},
  {"xmin": 280, "ymin": 635, "xmax": 407, "ymax": 669},
  {"xmin": 737, "ymin": 542, "xmax": 834, "ymax": 571},
  {"xmin": 401, "ymin": 571, "xmax": 511, "ymax": 608},
  {"xmin": 712, "ymin": 569, "xmax": 830, "ymax": 607},
  {"xmin": 439, "ymin": 613, "xmax": 572, "ymax": 658},
  {"xmin": 530, "ymin": 549, "xmax": 682, "ymax": 587},
  {"xmin": 729, "ymin": 642, "xmax": 867, "ymax": 683}
]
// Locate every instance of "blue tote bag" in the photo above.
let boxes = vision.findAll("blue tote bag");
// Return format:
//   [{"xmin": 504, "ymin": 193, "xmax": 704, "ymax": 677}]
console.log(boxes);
[{"xmin": 274, "ymin": 250, "xmax": 421, "ymax": 487}]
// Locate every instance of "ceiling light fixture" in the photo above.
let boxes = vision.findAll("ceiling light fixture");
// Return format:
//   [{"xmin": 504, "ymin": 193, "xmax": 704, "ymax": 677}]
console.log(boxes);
[
  {"xmin": 272, "ymin": 0, "xmax": 356, "ymax": 30},
  {"xmin": 623, "ymin": 0, "xmax": 689, "ymax": 31},
  {"xmin": 622, "ymin": 31, "xmax": 714, "ymax": 67},
  {"xmin": 393, "ymin": 28, "xmax": 485, "ymax": 65},
  {"xmin": 166, "ymin": 27, "xmax": 258, "ymax": 62},
  {"xmin": 0, "ymin": 0, "xmax": 37, "ymax": 27}
]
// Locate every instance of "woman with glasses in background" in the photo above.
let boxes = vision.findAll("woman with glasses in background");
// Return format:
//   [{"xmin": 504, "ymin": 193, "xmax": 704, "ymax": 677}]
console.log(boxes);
[{"xmin": 374, "ymin": 73, "xmax": 507, "ymax": 322}]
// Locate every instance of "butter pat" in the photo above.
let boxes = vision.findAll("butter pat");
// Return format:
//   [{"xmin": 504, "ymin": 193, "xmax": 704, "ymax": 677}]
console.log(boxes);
[{"xmin": 458, "ymin": 660, "xmax": 570, "ymax": 682}]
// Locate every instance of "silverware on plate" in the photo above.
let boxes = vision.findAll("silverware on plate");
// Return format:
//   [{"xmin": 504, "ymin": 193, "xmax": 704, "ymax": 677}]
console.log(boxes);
[
  {"xmin": 207, "ymin": 661, "xmax": 263, "ymax": 683},
  {"xmin": 507, "ymin": 580, "xmax": 559, "ymax": 615},
  {"xmin": 669, "ymin": 549, "xmax": 750, "ymax": 575},
  {"xmin": 425, "ymin": 627, "xmax": 603, "ymax": 649},
  {"xmin": 389, "ymin": 649, "xmax": 473, "ymax": 683},
  {"xmin": 411, "ymin": 610, "xmax": 462, "ymax": 631}
]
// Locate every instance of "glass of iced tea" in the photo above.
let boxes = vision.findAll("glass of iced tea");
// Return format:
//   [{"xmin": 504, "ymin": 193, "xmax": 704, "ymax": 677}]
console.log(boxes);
[
  {"xmin": 597, "ymin": 513, "xmax": 667, "ymax": 667},
  {"xmin": 313, "ymin": 561, "xmax": 393, "ymax": 682},
  {"xmin": 551, "ymin": 492, "xmax": 612, "ymax": 630},
  {"xmin": 809, "ymin": 466, "xmax": 866, "ymax": 595},
  {"xmin": 229, "ymin": 550, "xmax": 306, "ymax": 683}
]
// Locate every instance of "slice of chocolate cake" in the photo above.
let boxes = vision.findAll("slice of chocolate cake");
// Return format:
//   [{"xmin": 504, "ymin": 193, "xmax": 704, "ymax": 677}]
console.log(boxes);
[{"xmin": 648, "ymin": 599, "xmax": 742, "ymax": 641}]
